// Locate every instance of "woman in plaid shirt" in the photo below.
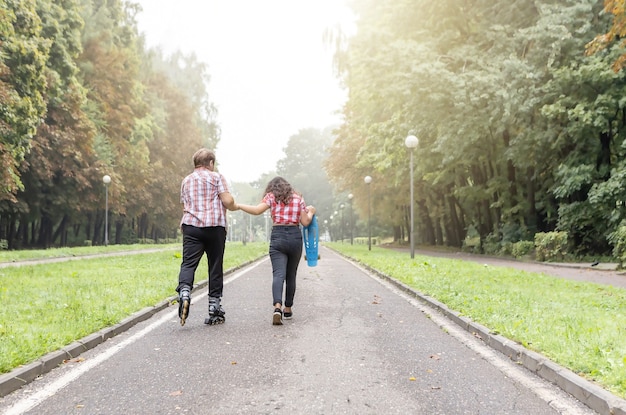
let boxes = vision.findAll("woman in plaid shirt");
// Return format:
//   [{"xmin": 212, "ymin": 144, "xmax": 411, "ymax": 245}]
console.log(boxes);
[{"xmin": 236, "ymin": 176, "xmax": 316, "ymax": 325}]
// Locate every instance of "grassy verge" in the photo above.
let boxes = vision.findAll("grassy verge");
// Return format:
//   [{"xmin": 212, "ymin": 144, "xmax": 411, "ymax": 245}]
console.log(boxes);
[
  {"xmin": 328, "ymin": 243, "xmax": 626, "ymax": 399},
  {"xmin": 0, "ymin": 242, "xmax": 268, "ymax": 374},
  {"xmin": 0, "ymin": 243, "xmax": 180, "ymax": 263}
]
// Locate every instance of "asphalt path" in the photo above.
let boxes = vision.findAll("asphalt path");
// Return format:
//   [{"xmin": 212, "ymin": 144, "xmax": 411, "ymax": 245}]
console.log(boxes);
[{"xmin": 0, "ymin": 247, "xmax": 600, "ymax": 415}]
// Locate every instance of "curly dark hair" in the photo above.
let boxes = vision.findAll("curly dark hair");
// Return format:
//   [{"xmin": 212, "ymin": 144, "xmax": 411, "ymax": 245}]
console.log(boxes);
[{"xmin": 265, "ymin": 176, "xmax": 298, "ymax": 204}]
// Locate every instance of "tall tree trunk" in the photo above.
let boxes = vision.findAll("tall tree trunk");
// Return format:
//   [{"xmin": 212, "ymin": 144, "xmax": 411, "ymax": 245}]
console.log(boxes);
[
  {"xmin": 526, "ymin": 167, "xmax": 538, "ymax": 234},
  {"xmin": 52, "ymin": 214, "xmax": 68, "ymax": 245},
  {"xmin": 7, "ymin": 216, "xmax": 17, "ymax": 250},
  {"xmin": 115, "ymin": 217, "xmax": 124, "ymax": 245},
  {"xmin": 85, "ymin": 213, "xmax": 92, "ymax": 243},
  {"xmin": 418, "ymin": 200, "xmax": 436, "ymax": 245},
  {"xmin": 38, "ymin": 215, "xmax": 53, "ymax": 248},
  {"xmin": 598, "ymin": 130, "xmax": 611, "ymax": 180},
  {"xmin": 446, "ymin": 194, "xmax": 462, "ymax": 247},
  {"xmin": 434, "ymin": 217, "xmax": 444, "ymax": 246}
]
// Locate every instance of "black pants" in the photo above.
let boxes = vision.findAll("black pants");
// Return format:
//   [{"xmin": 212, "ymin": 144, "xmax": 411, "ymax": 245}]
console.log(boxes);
[
  {"xmin": 269, "ymin": 226, "xmax": 303, "ymax": 307},
  {"xmin": 177, "ymin": 224, "xmax": 226, "ymax": 298}
]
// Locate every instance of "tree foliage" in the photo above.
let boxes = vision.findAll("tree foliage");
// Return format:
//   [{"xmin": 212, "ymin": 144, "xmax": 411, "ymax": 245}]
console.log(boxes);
[
  {"xmin": 0, "ymin": 0, "xmax": 220, "ymax": 248},
  {"xmin": 0, "ymin": 0, "xmax": 49, "ymax": 200},
  {"xmin": 586, "ymin": 0, "xmax": 626, "ymax": 71},
  {"xmin": 328, "ymin": 0, "xmax": 625, "ymax": 255}
]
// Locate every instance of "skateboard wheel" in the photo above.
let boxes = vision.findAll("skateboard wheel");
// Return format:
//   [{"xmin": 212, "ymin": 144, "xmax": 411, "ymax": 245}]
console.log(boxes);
[{"xmin": 317, "ymin": 255, "xmax": 321, "ymax": 259}]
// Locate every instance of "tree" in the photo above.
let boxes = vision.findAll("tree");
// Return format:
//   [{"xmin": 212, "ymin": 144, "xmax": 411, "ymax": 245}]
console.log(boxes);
[
  {"xmin": 17, "ymin": 0, "xmax": 98, "ymax": 248},
  {"xmin": 277, "ymin": 127, "xmax": 336, "ymax": 224},
  {"xmin": 586, "ymin": 0, "xmax": 626, "ymax": 71},
  {"xmin": 328, "ymin": 0, "xmax": 620, "ymax": 255},
  {"xmin": 0, "ymin": 0, "xmax": 49, "ymax": 201}
]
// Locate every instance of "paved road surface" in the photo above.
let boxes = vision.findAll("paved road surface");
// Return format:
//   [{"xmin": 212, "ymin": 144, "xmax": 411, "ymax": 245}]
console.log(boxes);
[{"xmin": 0, "ymin": 247, "xmax": 601, "ymax": 415}]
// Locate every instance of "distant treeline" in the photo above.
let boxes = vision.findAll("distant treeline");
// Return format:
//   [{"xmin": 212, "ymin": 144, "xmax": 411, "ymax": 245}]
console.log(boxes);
[
  {"xmin": 0, "ymin": 0, "xmax": 218, "ymax": 248},
  {"xmin": 327, "ymin": 0, "xmax": 626, "ymax": 258}
]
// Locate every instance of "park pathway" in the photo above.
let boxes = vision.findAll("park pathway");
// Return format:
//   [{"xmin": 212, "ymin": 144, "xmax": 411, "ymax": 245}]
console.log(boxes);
[{"xmin": 0, "ymin": 246, "xmax": 615, "ymax": 414}]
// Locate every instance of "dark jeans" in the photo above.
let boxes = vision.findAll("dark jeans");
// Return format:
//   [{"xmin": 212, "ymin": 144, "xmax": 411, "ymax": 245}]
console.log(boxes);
[
  {"xmin": 177, "ymin": 224, "xmax": 226, "ymax": 298},
  {"xmin": 269, "ymin": 226, "xmax": 303, "ymax": 307}
]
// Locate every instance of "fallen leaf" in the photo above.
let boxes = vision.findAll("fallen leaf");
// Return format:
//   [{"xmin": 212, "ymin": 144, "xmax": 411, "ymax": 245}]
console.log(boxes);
[
  {"xmin": 75, "ymin": 404, "xmax": 84, "ymax": 408},
  {"xmin": 63, "ymin": 357, "xmax": 85, "ymax": 364},
  {"xmin": 409, "ymin": 377, "xmax": 416, "ymax": 381},
  {"xmin": 231, "ymin": 361, "xmax": 237, "ymax": 365},
  {"xmin": 429, "ymin": 354, "xmax": 441, "ymax": 360},
  {"xmin": 169, "ymin": 390, "xmax": 183, "ymax": 396},
  {"xmin": 431, "ymin": 386, "xmax": 441, "ymax": 390}
]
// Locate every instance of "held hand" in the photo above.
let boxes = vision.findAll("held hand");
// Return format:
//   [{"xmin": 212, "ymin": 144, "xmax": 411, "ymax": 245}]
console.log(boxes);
[
  {"xmin": 226, "ymin": 202, "xmax": 238, "ymax": 211},
  {"xmin": 307, "ymin": 205, "xmax": 316, "ymax": 216}
]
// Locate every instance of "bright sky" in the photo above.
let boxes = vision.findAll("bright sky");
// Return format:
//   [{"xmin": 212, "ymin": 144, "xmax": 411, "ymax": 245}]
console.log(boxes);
[{"xmin": 132, "ymin": 0, "xmax": 354, "ymax": 182}]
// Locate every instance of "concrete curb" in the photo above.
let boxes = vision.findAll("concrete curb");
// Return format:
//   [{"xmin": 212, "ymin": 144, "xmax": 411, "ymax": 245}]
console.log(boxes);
[
  {"xmin": 351, "ymin": 258, "xmax": 626, "ymax": 415},
  {"xmin": 0, "ymin": 258, "xmax": 261, "ymax": 399}
]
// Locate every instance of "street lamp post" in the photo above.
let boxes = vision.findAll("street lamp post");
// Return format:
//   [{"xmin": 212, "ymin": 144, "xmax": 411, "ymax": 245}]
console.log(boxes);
[
  {"xmin": 364, "ymin": 175, "xmax": 372, "ymax": 250},
  {"xmin": 103, "ymin": 175, "xmax": 111, "ymax": 246},
  {"xmin": 348, "ymin": 193, "xmax": 353, "ymax": 245},
  {"xmin": 329, "ymin": 215, "xmax": 334, "ymax": 241},
  {"xmin": 340, "ymin": 203, "xmax": 345, "ymax": 243},
  {"xmin": 405, "ymin": 134, "xmax": 419, "ymax": 259}
]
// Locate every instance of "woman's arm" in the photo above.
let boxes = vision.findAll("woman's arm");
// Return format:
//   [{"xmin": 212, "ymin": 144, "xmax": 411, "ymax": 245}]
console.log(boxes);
[
  {"xmin": 300, "ymin": 205, "xmax": 316, "ymax": 226},
  {"xmin": 237, "ymin": 202, "xmax": 269, "ymax": 216}
]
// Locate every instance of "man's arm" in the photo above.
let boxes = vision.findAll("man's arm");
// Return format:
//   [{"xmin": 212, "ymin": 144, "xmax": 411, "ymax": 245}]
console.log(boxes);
[{"xmin": 219, "ymin": 192, "xmax": 237, "ymax": 211}]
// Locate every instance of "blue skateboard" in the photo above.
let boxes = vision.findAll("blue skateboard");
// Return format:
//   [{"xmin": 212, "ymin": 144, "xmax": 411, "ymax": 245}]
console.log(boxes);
[{"xmin": 302, "ymin": 214, "xmax": 320, "ymax": 267}]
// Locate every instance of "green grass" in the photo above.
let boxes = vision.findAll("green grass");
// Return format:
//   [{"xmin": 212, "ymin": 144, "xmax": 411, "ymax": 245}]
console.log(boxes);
[
  {"xmin": 0, "ymin": 243, "xmax": 180, "ymax": 263},
  {"xmin": 0, "ymin": 242, "xmax": 268, "ymax": 374},
  {"xmin": 328, "ymin": 243, "xmax": 626, "ymax": 399}
]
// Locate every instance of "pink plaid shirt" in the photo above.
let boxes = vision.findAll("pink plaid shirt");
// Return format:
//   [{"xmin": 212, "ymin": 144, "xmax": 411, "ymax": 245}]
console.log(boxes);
[
  {"xmin": 180, "ymin": 168, "xmax": 230, "ymax": 228},
  {"xmin": 263, "ymin": 192, "xmax": 308, "ymax": 225}
]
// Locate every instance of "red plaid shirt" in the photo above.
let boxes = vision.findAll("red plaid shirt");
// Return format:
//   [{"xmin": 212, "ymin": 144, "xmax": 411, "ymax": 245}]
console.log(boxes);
[
  {"xmin": 263, "ymin": 192, "xmax": 308, "ymax": 225},
  {"xmin": 180, "ymin": 168, "xmax": 230, "ymax": 228}
]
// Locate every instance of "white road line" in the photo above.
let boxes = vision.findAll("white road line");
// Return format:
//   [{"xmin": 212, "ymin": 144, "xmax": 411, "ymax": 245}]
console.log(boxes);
[
  {"xmin": 2, "ymin": 259, "xmax": 268, "ymax": 415},
  {"xmin": 346, "ymin": 257, "xmax": 596, "ymax": 415}
]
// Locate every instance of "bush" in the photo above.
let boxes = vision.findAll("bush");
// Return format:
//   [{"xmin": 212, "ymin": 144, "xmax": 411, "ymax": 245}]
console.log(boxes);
[
  {"xmin": 534, "ymin": 231, "xmax": 568, "ymax": 262},
  {"xmin": 482, "ymin": 232, "xmax": 501, "ymax": 255},
  {"xmin": 511, "ymin": 241, "xmax": 535, "ymax": 259},
  {"xmin": 499, "ymin": 241, "xmax": 514, "ymax": 256},
  {"xmin": 352, "ymin": 237, "xmax": 379, "ymax": 246},
  {"xmin": 462, "ymin": 225, "xmax": 481, "ymax": 254},
  {"xmin": 608, "ymin": 225, "xmax": 626, "ymax": 268}
]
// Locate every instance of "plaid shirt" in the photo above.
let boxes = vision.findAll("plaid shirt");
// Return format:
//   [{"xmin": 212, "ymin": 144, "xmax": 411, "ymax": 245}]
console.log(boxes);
[
  {"xmin": 180, "ymin": 168, "xmax": 230, "ymax": 228},
  {"xmin": 263, "ymin": 192, "xmax": 308, "ymax": 225}
]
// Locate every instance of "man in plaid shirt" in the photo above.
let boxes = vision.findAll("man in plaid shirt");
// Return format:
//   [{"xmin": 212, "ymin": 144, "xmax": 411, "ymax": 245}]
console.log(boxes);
[{"xmin": 176, "ymin": 148, "xmax": 237, "ymax": 326}]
